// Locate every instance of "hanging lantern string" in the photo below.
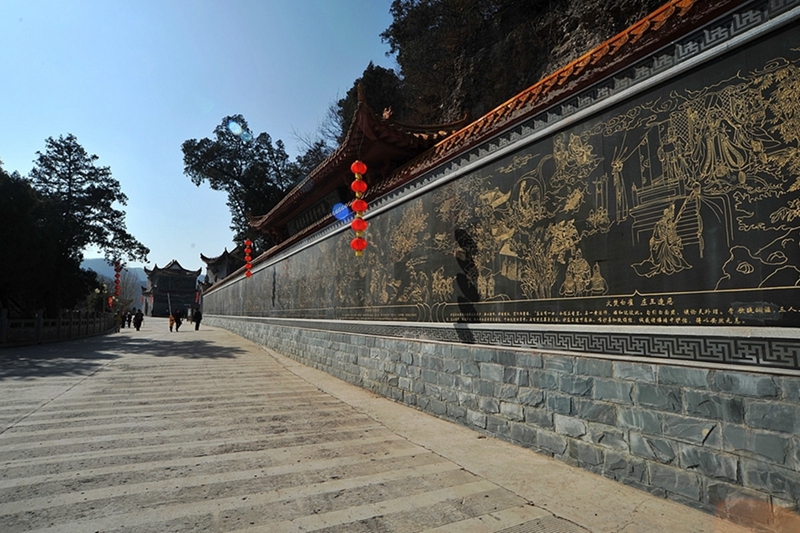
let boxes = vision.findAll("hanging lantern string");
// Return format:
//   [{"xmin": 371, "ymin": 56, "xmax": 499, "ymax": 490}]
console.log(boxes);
[{"xmin": 349, "ymin": 160, "xmax": 368, "ymax": 257}]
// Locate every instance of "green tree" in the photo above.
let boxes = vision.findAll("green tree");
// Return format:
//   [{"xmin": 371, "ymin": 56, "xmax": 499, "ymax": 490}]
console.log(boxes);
[
  {"xmin": 29, "ymin": 134, "xmax": 149, "ymax": 264},
  {"xmin": 381, "ymin": 0, "xmax": 664, "ymax": 124},
  {"xmin": 25, "ymin": 134, "xmax": 148, "ymax": 312},
  {"xmin": 182, "ymin": 115, "xmax": 319, "ymax": 249},
  {"xmin": 325, "ymin": 62, "xmax": 407, "ymax": 145},
  {"xmin": 0, "ymin": 161, "xmax": 100, "ymax": 316}
]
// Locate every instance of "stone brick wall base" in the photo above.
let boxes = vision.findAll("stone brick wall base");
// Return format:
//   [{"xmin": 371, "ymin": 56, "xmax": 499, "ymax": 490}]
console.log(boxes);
[{"xmin": 208, "ymin": 316, "xmax": 800, "ymax": 531}]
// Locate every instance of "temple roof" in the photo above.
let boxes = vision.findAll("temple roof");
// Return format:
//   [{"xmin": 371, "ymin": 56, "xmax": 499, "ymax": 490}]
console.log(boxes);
[
  {"xmin": 200, "ymin": 246, "xmax": 244, "ymax": 266},
  {"xmin": 249, "ymin": 85, "xmax": 468, "ymax": 238},
  {"xmin": 249, "ymin": 0, "xmax": 743, "ymax": 258},
  {"xmin": 144, "ymin": 259, "xmax": 202, "ymax": 277}
]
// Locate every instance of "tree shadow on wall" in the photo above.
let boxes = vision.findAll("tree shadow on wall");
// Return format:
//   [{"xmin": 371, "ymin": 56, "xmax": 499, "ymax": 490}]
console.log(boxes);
[{"xmin": 454, "ymin": 228, "xmax": 478, "ymax": 345}]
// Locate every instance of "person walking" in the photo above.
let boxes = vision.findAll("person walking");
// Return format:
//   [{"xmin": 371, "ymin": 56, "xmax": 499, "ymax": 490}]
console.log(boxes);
[
  {"xmin": 174, "ymin": 309, "xmax": 183, "ymax": 332},
  {"xmin": 168, "ymin": 313, "xmax": 175, "ymax": 332},
  {"xmin": 193, "ymin": 309, "xmax": 202, "ymax": 330},
  {"xmin": 133, "ymin": 309, "xmax": 144, "ymax": 331}
]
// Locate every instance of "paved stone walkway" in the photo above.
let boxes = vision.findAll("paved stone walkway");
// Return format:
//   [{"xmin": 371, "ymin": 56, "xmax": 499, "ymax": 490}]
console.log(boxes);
[{"xmin": 0, "ymin": 319, "xmax": 752, "ymax": 532}]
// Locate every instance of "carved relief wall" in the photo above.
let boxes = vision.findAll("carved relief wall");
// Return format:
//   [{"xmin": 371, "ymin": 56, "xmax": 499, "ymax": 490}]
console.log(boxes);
[{"xmin": 208, "ymin": 22, "xmax": 800, "ymax": 332}]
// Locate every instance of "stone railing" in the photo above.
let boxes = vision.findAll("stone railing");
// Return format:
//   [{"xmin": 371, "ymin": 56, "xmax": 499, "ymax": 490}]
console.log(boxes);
[{"xmin": 0, "ymin": 309, "xmax": 115, "ymax": 347}]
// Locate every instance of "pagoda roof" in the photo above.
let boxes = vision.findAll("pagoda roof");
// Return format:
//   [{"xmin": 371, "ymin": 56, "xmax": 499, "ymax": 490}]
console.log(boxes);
[
  {"xmin": 144, "ymin": 259, "xmax": 202, "ymax": 277},
  {"xmin": 249, "ymin": 85, "xmax": 468, "ymax": 238},
  {"xmin": 248, "ymin": 0, "xmax": 743, "ymax": 258}
]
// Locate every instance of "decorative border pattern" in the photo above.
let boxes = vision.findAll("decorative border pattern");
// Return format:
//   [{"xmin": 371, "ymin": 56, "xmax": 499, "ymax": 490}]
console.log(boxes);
[{"xmin": 229, "ymin": 316, "xmax": 800, "ymax": 371}]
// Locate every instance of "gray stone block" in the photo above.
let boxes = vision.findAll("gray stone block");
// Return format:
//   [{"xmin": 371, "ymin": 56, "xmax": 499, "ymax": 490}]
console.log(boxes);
[
  {"xmin": 684, "ymin": 390, "xmax": 744, "ymax": 424},
  {"xmin": 437, "ymin": 372, "xmax": 457, "ymax": 388},
  {"xmin": 745, "ymin": 400, "xmax": 796, "ymax": 434},
  {"xmin": 706, "ymin": 480, "xmax": 771, "ymax": 526},
  {"xmin": 711, "ymin": 371, "xmax": 779, "ymax": 398},
  {"xmin": 635, "ymin": 383, "xmax": 682, "ymax": 412},
  {"xmin": 525, "ymin": 407, "xmax": 554, "ymax": 428},
  {"xmin": 576, "ymin": 358, "xmax": 613, "ymax": 377},
  {"xmin": 517, "ymin": 387, "xmax": 545, "ymax": 407},
  {"xmin": 573, "ymin": 397, "xmax": 618, "ymax": 425},
  {"xmin": 447, "ymin": 403, "xmax": 467, "ymax": 421},
  {"xmin": 741, "ymin": 457, "xmax": 800, "ymax": 501},
  {"xmin": 474, "ymin": 378, "xmax": 495, "ymax": 397},
  {"xmin": 680, "ymin": 443, "xmax": 738, "ymax": 482},
  {"xmin": 503, "ymin": 367, "xmax": 529, "ymax": 386},
  {"xmin": 604, "ymin": 450, "xmax": 646, "ymax": 482},
  {"xmin": 528, "ymin": 369, "xmax": 558, "ymax": 390},
  {"xmin": 454, "ymin": 374, "xmax": 473, "ymax": 391},
  {"xmin": 471, "ymin": 347, "xmax": 494, "ymax": 363},
  {"xmin": 618, "ymin": 407, "xmax": 661, "ymax": 434},
  {"xmin": 568, "ymin": 440, "xmax": 605, "ymax": 466},
  {"xmin": 466, "ymin": 409, "xmax": 487, "ymax": 429},
  {"xmin": 441, "ymin": 387, "xmax": 459, "ymax": 404},
  {"xmin": 457, "ymin": 391, "xmax": 478, "ymax": 410},
  {"xmin": 493, "ymin": 350, "xmax": 518, "ymax": 366},
  {"xmin": 486, "ymin": 414, "xmax": 510, "ymax": 436},
  {"xmin": 722, "ymin": 423, "xmax": 789, "ymax": 465},
  {"xmin": 662, "ymin": 414, "xmax": 719, "ymax": 446},
  {"xmin": 442, "ymin": 358, "xmax": 461, "ymax": 374},
  {"xmin": 500, "ymin": 401, "xmax": 524, "ymax": 421},
  {"xmin": 478, "ymin": 396, "xmax": 500, "ymax": 413},
  {"xmin": 479, "ymin": 362, "xmax": 504, "ymax": 382},
  {"xmin": 593, "ymin": 378, "xmax": 633, "ymax": 404},
  {"xmin": 546, "ymin": 392, "xmax": 573, "ymax": 415},
  {"xmin": 781, "ymin": 376, "xmax": 800, "ymax": 402},
  {"xmin": 537, "ymin": 429, "xmax": 568, "ymax": 455},
  {"xmin": 544, "ymin": 355, "xmax": 575, "ymax": 373},
  {"xmin": 510, "ymin": 422, "xmax": 537, "ymax": 447},
  {"xmin": 630, "ymin": 432, "xmax": 678, "ymax": 464},
  {"xmin": 554, "ymin": 414, "xmax": 587, "ymax": 438},
  {"xmin": 658, "ymin": 366, "xmax": 709, "ymax": 388},
  {"xmin": 495, "ymin": 383, "xmax": 518, "ymax": 400},
  {"xmin": 461, "ymin": 360, "xmax": 480, "ymax": 377},
  {"xmin": 585, "ymin": 422, "xmax": 629, "ymax": 452},
  {"xmin": 517, "ymin": 353, "xmax": 543, "ymax": 369},
  {"xmin": 648, "ymin": 462, "xmax": 701, "ymax": 500},
  {"xmin": 614, "ymin": 361, "xmax": 657, "ymax": 383},
  {"xmin": 559, "ymin": 374, "xmax": 593, "ymax": 397}
]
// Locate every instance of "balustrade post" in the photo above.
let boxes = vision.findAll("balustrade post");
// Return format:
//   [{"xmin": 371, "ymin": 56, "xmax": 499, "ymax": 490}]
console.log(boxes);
[{"xmin": 0, "ymin": 308, "xmax": 8, "ymax": 344}]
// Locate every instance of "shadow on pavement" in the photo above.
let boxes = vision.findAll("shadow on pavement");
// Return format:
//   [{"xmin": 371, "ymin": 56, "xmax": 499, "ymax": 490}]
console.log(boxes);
[
  {"xmin": 0, "ymin": 328, "xmax": 246, "ymax": 380},
  {"xmin": 117, "ymin": 336, "xmax": 245, "ymax": 360}
]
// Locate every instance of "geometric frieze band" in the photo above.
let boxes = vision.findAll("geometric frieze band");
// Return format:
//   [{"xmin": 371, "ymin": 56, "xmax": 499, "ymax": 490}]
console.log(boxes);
[{"xmin": 233, "ymin": 316, "xmax": 800, "ymax": 371}]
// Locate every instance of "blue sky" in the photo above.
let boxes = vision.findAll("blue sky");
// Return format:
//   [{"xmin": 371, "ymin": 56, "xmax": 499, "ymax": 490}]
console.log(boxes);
[{"xmin": 0, "ymin": 0, "xmax": 396, "ymax": 272}]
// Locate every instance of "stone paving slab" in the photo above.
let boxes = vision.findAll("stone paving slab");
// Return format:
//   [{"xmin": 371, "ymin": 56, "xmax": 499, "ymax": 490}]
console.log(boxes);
[{"xmin": 0, "ymin": 320, "xmax": 751, "ymax": 532}]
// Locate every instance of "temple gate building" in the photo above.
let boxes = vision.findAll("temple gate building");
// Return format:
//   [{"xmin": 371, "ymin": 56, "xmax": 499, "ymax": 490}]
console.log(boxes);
[
  {"xmin": 201, "ymin": 1, "xmax": 800, "ymax": 529},
  {"xmin": 142, "ymin": 260, "xmax": 201, "ymax": 317}
]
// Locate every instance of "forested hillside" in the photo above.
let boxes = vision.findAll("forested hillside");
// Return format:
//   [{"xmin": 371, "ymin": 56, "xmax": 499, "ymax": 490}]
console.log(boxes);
[{"xmin": 337, "ymin": 0, "xmax": 665, "ymax": 132}]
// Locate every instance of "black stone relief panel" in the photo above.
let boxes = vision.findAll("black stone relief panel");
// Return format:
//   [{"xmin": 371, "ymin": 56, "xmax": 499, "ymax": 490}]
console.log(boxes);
[{"xmin": 206, "ymin": 21, "xmax": 800, "ymax": 334}]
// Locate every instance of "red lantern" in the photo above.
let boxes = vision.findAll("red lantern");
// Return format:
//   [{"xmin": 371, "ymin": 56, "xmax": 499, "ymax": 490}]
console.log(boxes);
[
  {"xmin": 351, "ymin": 179, "xmax": 368, "ymax": 194},
  {"xmin": 243, "ymin": 239, "xmax": 253, "ymax": 278},
  {"xmin": 350, "ymin": 160, "xmax": 367, "ymax": 175},
  {"xmin": 350, "ymin": 237, "xmax": 368, "ymax": 252},
  {"xmin": 351, "ymin": 218, "xmax": 368, "ymax": 232},
  {"xmin": 352, "ymin": 199, "xmax": 368, "ymax": 212}
]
